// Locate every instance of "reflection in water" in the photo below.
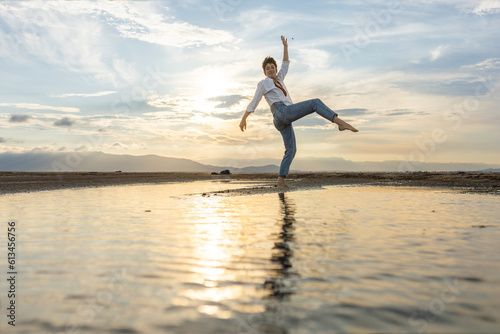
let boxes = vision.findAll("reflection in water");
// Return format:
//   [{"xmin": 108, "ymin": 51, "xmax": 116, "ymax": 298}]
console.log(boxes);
[
  {"xmin": 259, "ymin": 193, "xmax": 300, "ymax": 333},
  {"xmin": 264, "ymin": 193, "xmax": 298, "ymax": 301}
]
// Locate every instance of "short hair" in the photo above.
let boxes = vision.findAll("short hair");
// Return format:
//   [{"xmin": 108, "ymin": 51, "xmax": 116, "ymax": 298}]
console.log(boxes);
[{"xmin": 262, "ymin": 56, "xmax": 277, "ymax": 72}]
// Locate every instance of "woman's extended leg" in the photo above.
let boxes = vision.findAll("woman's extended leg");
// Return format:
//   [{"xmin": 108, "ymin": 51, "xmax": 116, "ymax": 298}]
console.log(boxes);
[
  {"xmin": 277, "ymin": 123, "xmax": 296, "ymax": 187},
  {"xmin": 279, "ymin": 98, "xmax": 358, "ymax": 132},
  {"xmin": 281, "ymin": 98, "xmax": 337, "ymax": 123}
]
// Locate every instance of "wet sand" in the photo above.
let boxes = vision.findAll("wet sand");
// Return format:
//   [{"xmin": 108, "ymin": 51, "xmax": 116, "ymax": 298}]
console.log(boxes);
[{"xmin": 1, "ymin": 171, "xmax": 499, "ymax": 196}]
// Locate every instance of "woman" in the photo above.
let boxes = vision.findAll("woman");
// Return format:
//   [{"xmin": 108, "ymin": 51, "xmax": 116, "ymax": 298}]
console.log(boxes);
[{"xmin": 239, "ymin": 36, "xmax": 358, "ymax": 187}]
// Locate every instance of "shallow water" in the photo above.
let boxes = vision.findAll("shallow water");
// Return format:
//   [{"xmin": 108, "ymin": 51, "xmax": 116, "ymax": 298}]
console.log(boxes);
[{"xmin": 1, "ymin": 181, "xmax": 499, "ymax": 334}]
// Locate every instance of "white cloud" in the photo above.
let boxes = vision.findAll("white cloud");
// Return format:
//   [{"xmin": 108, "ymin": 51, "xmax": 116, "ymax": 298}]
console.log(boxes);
[
  {"xmin": 0, "ymin": 1, "xmax": 237, "ymax": 87},
  {"xmin": 461, "ymin": 58, "xmax": 500, "ymax": 70},
  {"xmin": 296, "ymin": 48, "xmax": 331, "ymax": 70},
  {"xmin": 21, "ymin": 1, "xmax": 236, "ymax": 47},
  {"xmin": 0, "ymin": 2, "xmax": 112, "ymax": 81},
  {"xmin": 117, "ymin": 18, "xmax": 236, "ymax": 48},
  {"xmin": 50, "ymin": 91, "xmax": 117, "ymax": 98},
  {"xmin": 456, "ymin": 0, "xmax": 500, "ymax": 15},
  {"xmin": 0, "ymin": 103, "xmax": 79, "ymax": 113},
  {"xmin": 430, "ymin": 45, "xmax": 447, "ymax": 61}
]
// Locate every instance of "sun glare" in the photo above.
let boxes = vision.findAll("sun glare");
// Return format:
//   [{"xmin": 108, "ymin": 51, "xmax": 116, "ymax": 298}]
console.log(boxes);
[
  {"xmin": 200, "ymin": 70, "xmax": 228, "ymax": 98},
  {"xmin": 188, "ymin": 68, "xmax": 240, "ymax": 114}
]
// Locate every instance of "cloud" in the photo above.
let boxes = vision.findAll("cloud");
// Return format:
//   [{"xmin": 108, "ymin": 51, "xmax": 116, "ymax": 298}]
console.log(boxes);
[
  {"xmin": 0, "ymin": 103, "xmax": 79, "ymax": 113},
  {"xmin": 461, "ymin": 58, "xmax": 500, "ymax": 70},
  {"xmin": 67, "ymin": 2, "xmax": 238, "ymax": 48},
  {"xmin": 208, "ymin": 94, "xmax": 246, "ymax": 108},
  {"xmin": 336, "ymin": 108, "xmax": 368, "ymax": 116},
  {"xmin": 430, "ymin": 45, "xmax": 447, "ymax": 61},
  {"xmin": 112, "ymin": 142, "xmax": 127, "ymax": 149},
  {"xmin": 0, "ymin": 3, "xmax": 111, "ymax": 80},
  {"xmin": 54, "ymin": 117, "xmax": 75, "ymax": 127},
  {"xmin": 0, "ymin": 137, "xmax": 6, "ymax": 143},
  {"xmin": 384, "ymin": 109, "xmax": 421, "ymax": 116},
  {"xmin": 198, "ymin": 134, "xmax": 247, "ymax": 145},
  {"xmin": 146, "ymin": 95, "xmax": 194, "ymax": 109},
  {"xmin": 296, "ymin": 48, "xmax": 331, "ymax": 70},
  {"xmin": 50, "ymin": 91, "xmax": 117, "ymax": 98},
  {"xmin": 456, "ymin": 0, "xmax": 500, "ymax": 15},
  {"xmin": 93, "ymin": 2, "xmax": 233, "ymax": 46},
  {"xmin": 117, "ymin": 19, "xmax": 235, "ymax": 48},
  {"xmin": 294, "ymin": 124, "xmax": 334, "ymax": 131},
  {"xmin": 9, "ymin": 114, "xmax": 32, "ymax": 123},
  {"xmin": 0, "ymin": 2, "xmax": 236, "ymax": 87},
  {"xmin": 30, "ymin": 146, "xmax": 51, "ymax": 152},
  {"xmin": 209, "ymin": 111, "xmax": 241, "ymax": 120}
]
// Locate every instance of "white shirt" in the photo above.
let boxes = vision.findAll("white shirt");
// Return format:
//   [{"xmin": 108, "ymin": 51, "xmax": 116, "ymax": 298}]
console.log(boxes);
[{"xmin": 246, "ymin": 61, "xmax": 293, "ymax": 112}]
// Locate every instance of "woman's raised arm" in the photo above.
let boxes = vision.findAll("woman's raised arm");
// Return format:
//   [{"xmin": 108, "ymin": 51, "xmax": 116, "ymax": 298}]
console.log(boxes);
[{"xmin": 281, "ymin": 35, "xmax": 289, "ymax": 62}]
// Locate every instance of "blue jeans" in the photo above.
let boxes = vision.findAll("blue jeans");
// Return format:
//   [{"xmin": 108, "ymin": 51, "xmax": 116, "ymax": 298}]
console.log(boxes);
[{"xmin": 272, "ymin": 99, "xmax": 338, "ymax": 178}]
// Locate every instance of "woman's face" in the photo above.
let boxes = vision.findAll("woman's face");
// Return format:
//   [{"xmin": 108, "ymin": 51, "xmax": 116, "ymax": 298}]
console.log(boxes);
[{"xmin": 264, "ymin": 63, "xmax": 277, "ymax": 78}]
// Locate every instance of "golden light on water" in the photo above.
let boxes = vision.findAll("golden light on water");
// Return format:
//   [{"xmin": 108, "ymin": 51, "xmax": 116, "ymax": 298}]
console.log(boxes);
[{"xmin": 179, "ymin": 196, "xmax": 242, "ymax": 305}]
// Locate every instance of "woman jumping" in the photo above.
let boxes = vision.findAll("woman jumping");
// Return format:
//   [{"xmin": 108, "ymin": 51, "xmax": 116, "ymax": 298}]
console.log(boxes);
[{"xmin": 239, "ymin": 35, "xmax": 358, "ymax": 187}]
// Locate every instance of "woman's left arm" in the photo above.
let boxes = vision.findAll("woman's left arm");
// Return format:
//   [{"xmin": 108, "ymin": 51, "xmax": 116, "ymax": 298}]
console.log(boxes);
[{"xmin": 281, "ymin": 35, "xmax": 289, "ymax": 62}]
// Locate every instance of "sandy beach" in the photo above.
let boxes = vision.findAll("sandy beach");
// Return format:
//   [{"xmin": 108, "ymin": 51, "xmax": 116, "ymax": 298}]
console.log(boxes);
[{"xmin": 1, "ymin": 171, "xmax": 499, "ymax": 196}]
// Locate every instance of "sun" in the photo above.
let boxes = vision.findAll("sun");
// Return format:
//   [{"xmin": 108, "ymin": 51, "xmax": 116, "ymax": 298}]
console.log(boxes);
[
  {"xmin": 188, "ymin": 68, "xmax": 237, "ymax": 113},
  {"xmin": 199, "ymin": 69, "xmax": 230, "ymax": 98}
]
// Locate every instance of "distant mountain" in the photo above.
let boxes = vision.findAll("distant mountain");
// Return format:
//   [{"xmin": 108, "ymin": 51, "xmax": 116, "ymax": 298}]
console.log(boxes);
[
  {"xmin": 0, "ymin": 151, "xmax": 219, "ymax": 172},
  {"xmin": 201, "ymin": 156, "xmax": 500, "ymax": 173},
  {"xmin": 0, "ymin": 151, "xmax": 284, "ymax": 173},
  {"xmin": 478, "ymin": 168, "xmax": 500, "ymax": 173},
  {"xmin": 292, "ymin": 157, "xmax": 500, "ymax": 173},
  {"xmin": 0, "ymin": 151, "xmax": 499, "ymax": 173}
]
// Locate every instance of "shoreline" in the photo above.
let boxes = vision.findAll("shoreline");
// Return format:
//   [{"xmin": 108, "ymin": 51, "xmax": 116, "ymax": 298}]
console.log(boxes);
[{"xmin": 1, "ymin": 171, "xmax": 499, "ymax": 196}]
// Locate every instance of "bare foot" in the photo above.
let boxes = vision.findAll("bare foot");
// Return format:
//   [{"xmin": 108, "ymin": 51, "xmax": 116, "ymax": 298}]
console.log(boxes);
[
  {"xmin": 334, "ymin": 116, "xmax": 358, "ymax": 132},
  {"xmin": 276, "ymin": 176, "xmax": 288, "ymax": 188}
]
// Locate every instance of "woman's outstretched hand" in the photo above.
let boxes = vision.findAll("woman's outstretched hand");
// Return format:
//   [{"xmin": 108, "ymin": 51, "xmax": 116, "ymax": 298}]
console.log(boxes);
[
  {"xmin": 281, "ymin": 35, "xmax": 289, "ymax": 61},
  {"xmin": 281, "ymin": 35, "xmax": 288, "ymax": 47},
  {"xmin": 239, "ymin": 118, "xmax": 247, "ymax": 132},
  {"xmin": 240, "ymin": 111, "xmax": 251, "ymax": 132}
]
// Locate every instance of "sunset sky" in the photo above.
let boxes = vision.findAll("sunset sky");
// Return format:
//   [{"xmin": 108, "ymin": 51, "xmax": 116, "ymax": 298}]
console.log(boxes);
[{"xmin": 1, "ymin": 0, "xmax": 499, "ymax": 170}]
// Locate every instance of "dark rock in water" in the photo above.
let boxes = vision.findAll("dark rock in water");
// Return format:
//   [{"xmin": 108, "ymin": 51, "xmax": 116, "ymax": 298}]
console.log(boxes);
[
  {"xmin": 211, "ymin": 172, "xmax": 219, "ymax": 175},
  {"xmin": 220, "ymin": 169, "xmax": 231, "ymax": 175}
]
